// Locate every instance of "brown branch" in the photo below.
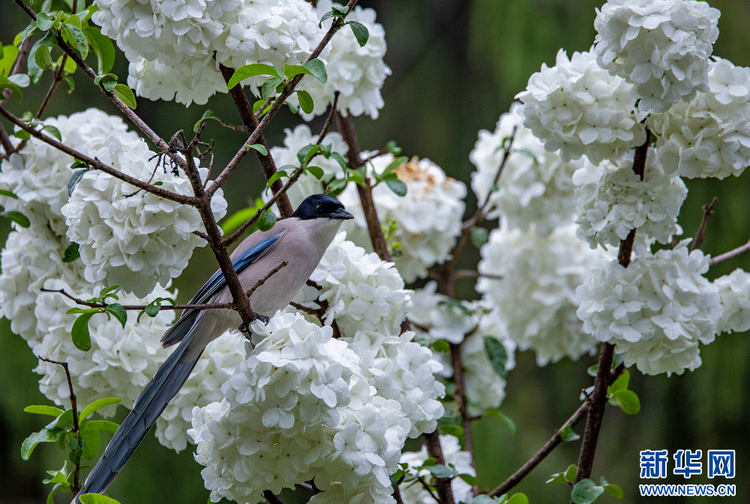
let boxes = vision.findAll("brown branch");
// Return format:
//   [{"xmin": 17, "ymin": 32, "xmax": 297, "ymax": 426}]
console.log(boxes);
[
  {"xmin": 206, "ymin": 0, "xmax": 359, "ymax": 198},
  {"xmin": 454, "ymin": 269, "xmax": 480, "ymax": 279},
  {"xmin": 334, "ymin": 110, "xmax": 391, "ymax": 261},
  {"xmin": 416, "ymin": 474, "xmax": 442, "ymax": 504},
  {"xmin": 263, "ymin": 490, "xmax": 286, "ymax": 504},
  {"xmin": 691, "ymin": 196, "xmax": 719, "ymax": 251},
  {"xmin": 219, "ymin": 64, "xmax": 293, "ymax": 218},
  {"xmin": 450, "ymin": 342, "xmax": 476, "ymax": 494},
  {"xmin": 316, "ymin": 91, "xmax": 340, "ymax": 144},
  {"xmin": 0, "ymin": 105, "xmax": 196, "ymax": 204},
  {"xmin": 40, "ymin": 287, "xmax": 238, "ymax": 312},
  {"xmin": 710, "ymin": 240, "xmax": 750, "ymax": 266},
  {"xmin": 0, "ymin": 36, "xmax": 33, "ymax": 158},
  {"xmin": 37, "ymin": 357, "xmax": 81, "ymax": 494},
  {"xmin": 422, "ymin": 430, "xmax": 454, "ymax": 504},
  {"xmin": 245, "ymin": 261, "xmax": 289, "ymax": 299},
  {"xmin": 489, "ymin": 401, "xmax": 589, "ymax": 497}
]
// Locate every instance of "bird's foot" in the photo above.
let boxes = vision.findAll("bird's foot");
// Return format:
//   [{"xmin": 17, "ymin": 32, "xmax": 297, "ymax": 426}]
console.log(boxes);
[{"xmin": 254, "ymin": 312, "xmax": 271, "ymax": 325}]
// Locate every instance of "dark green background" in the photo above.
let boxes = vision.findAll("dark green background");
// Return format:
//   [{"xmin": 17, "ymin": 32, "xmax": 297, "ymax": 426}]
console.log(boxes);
[{"xmin": 1, "ymin": 0, "xmax": 749, "ymax": 503}]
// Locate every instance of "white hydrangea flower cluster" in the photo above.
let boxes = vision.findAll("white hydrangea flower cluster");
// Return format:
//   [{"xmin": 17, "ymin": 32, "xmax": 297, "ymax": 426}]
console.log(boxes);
[
  {"xmin": 156, "ymin": 332, "xmax": 245, "ymax": 452},
  {"xmin": 94, "ymin": 0, "xmax": 328, "ymax": 105},
  {"xmin": 265, "ymin": 125, "xmax": 349, "ymax": 210},
  {"xmin": 399, "ymin": 435, "xmax": 475, "ymax": 504},
  {"xmin": 295, "ymin": 231, "xmax": 411, "ymax": 338},
  {"xmin": 303, "ymin": 1, "xmax": 391, "ymax": 119},
  {"xmin": 576, "ymin": 241, "xmax": 723, "ymax": 375},
  {"xmin": 593, "ymin": 0, "xmax": 721, "ymax": 113},
  {"xmin": 649, "ymin": 57, "xmax": 750, "ymax": 179},
  {"xmin": 516, "ymin": 49, "xmax": 646, "ymax": 165},
  {"xmin": 62, "ymin": 131, "xmax": 228, "ymax": 297},
  {"xmin": 477, "ymin": 224, "xmax": 612, "ymax": 365},
  {"xmin": 341, "ymin": 155, "xmax": 466, "ymax": 283},
  {"xmin": 34, "ymin": 278, "xmax": 175, "ymax": 416},
  {"xmin": 469, "ymin": 103, "xmax": 583, "ymax": 236},
  {"xmin": 190, "ymin": 313, "xmax": 445, "ymax": 504},
  {"xmin": 0, "ymin": 109, "xmax": 128, "ymax": 235},
  {"xmin": 408, "ymin": 282, "xmax": 516, "ymax": 413},
  {"xmin": 573, "ymin": 148, "xmax": 687, "ymax": 248},
  {"xmin": 713, "ymin": 269, "xmax": 750, "ymax": 335}
]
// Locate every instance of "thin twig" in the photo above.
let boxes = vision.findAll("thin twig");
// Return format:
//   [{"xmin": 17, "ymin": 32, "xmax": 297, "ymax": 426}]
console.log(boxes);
[
  {"xmin": 263, "ymin": 490, "xmax": 286, "ymax": 504},
  {"xmin": 454, "ymin": 269, "xmax": 480, "ymax": 279},
  {"xmin": 422, "ymin": 430, "xmax": 455, "ymax": 504},
  {"xmin": 710, "ymin": 240, "xmax": 750, "ymax": 266},
  {"xmin": 416, "ymin": 474, "xmax": 442, "ymax": 504},
  {"xmin": 0, "ymin": 36, "xmax": 34, "ymax": 158},
  {"xmin": 316, "ymin": 91, "xmax": 340, "ymax": 144},
  {"xmin": 0, "ymin": 106, "xmax": 196, "ymax": 204},
  {"xmin": 245, "ymin": 261, "xmax": 289, "ymax": 299},
  {"xmin": 41, "ymin": 287, "xmax": 231, "ymax": 312},
  {"xmin": 691, "ymin": 197, "xmax": 719, "ymax": 251},
  {"xmin": 450, "ymin": 342, "xmax": 475, "ymax": 492}
]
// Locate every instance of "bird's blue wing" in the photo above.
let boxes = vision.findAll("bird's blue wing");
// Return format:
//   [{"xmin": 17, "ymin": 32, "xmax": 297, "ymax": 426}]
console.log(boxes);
[{"xmin": 161, "ymin": 229, "xmax": 284, "ymax": 347}]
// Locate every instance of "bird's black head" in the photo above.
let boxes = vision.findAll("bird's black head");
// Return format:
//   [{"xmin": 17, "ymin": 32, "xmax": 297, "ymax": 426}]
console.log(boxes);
[{"xmin": 292, "ymin": 194, "xmax": 354, "ymax": 221}]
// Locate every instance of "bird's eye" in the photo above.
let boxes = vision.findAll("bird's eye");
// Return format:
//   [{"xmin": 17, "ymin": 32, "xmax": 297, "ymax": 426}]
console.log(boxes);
[{"xmin": 316, "ymin": 203, "xmax": 323, "ymax": 212}]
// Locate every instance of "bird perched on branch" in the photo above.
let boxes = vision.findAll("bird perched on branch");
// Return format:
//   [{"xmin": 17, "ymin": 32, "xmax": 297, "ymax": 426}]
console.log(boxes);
[{"xmin": 78, "ymin": 194, "xmax": 353, "ymax": 497}]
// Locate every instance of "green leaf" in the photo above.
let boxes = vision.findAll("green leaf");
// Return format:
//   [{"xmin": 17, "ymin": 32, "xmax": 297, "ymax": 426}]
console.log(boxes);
[
  {"xmin": 193, "ymin": 109, "xmax": 216, "ymax": 132},
  {"xmin": 257, "ymin": 210, "xmax": 277, "ymax": 232},
  {"xmin": 486, "ymin": 409, "xmax": 516, "ymax": 435},
  {"xmin": 67, "ymin": 168, "xmax": 86, "ymax": 197},
  {"xmin": 1, "ymin": 44, "xmax": 20, "ymax": 76},
  {"xmin": 78, "ymin": 494, "xmax": 123, "ymax": 504},
  {"xmin": 0, "ymin": 76, "xmax": 23, "ymax": 101},
  {"xmin": 439, "ymin": 424, "xmax": 463, "ymax": 437},
  {"xmin": 303, "ymin": 58, "xmax": 327, "ymax": 84},
  {"xmin": 14, "ymin": 129, "xmax": 31, "ymax": 140},
  {"xmin": 571, "ymin": 479, "xmax": 605, "ymax": 504},
  {"xmin": 425, "ymin": 464, "xmax": 456, "ymax": 479},
  {"xmin": 8, "ymin": 73, "xmax": 30, "ymax": 88},
  {"xmin": 113, "ymin": 83, "xmax": 137, "ymax": 109},
  {"xmin": 565, "ymin": 464, "xmax": 578, "ymax": 482},
  {"xmin": 380, "ymin": 156, "xmax": 408, "ymax": 180},
  {"xmin": 69, "ymin": 436, "xmax": 84, "ymax": 463},
  {"xmin": 607, "ymin": 370, "xmax": 630, "ymax": 395},
  {"xmin": 326, "ymin": 177, "xmax": 348, "ymax": 198},
  {"xmin": 0, "ymin": 189, "xmax": 18, "ymax": 199},
  {"xmin": 587, "ymin": 365, "xmax": 598, "ymax": 377},
  {"xmin": 62, "ymin": 243, "xmax": 79, "ymax": 262},
  {"xmin": 46, "ymin": 484, "xmax": 65, "ymax": 504},
  {"xmin": 600, "ymin": 477, "xmax": 623, "ymax": 499},
  {"xmin": 330, "ymin": 152, "xmax": 348, "ymax": 170},
  {"xmin": 36, "ymin": 13, "xmax": 54, "ymax": 31},
  {"xmin": 80, "ymin": 397, "xmax": 122, "ymax": 420},
  {"xmin": 266, "ymin": 170, "xmax": 290, "ymax": 189},
  {"xmin": 93, "ymin": 72, "xmax": 118, "ymax": 86},
  {"xmin": 385, "ymin": 177, "xmax": 407, "ymax": 197},
  {"xmin": 2, "ymin": 210, "xmax": 30, "ymax": 228},
  {"xmin": 221, "ymin": 207, "xmax": 258, "ymax": 234},
  {"xmin": 307, "ymin": 165, "xmax": 324, "ymax": 180},
  {"xmin": 608, "ymin": 389, "xmax": 640, "ymax": 415},
  {"xmin": 42, "ymin": 124, "xmax": 62, "ymax": 141},
  {"xmin": 99, "ymin": 285, "xmax": 121, "ymax": 299},
  {"xmin": 505, "ymin": 493, "xmax": 529, "ymax": 504},
  {"xmin": 227, "ymin": 63, "xmax": 283, "ymax": 89},
  {"xmin": 51, "ymin": 409, "xmax": 75, "ymax": 429},
  {"xmin": 297, "ymin": 89, "xmax": 314, "ymax": 114},
  {"xmin": 72, "ymin": 312, "xmax": 94, "ymax": 351},
  {"xmin": 471, "ymin": 227, "xmax": 489, "ymax": 248},
  {"xmin": 318, "ymin": 10, "xmax": 335, "ymax": 27},
  {"xmin": 458, "ymin": 473, "xmax": 479, "ymax": 486},
  {"xmin": 85, "ymin": 26, "xmax": 115, "ymax": 74},
  {"xmin": 431, "ymin": 339, "xmax": 450, "ymax": 353},
  {"xmin": 24, "ymin": 405, "xmax": 65, "ymax": 417},
  {"xmin": 484, "ymin": 336, "xmax": 508, "ymax": 378},
  {"xmin": 35, "ymin": 45, "xmax": 53, "ymax": 71},
  {"xmin": 283, "ymin": 63, "xmax": 313, "ymax": 80},
  {"xmin": 21, "ymin": 428, "xmax": 62, "ymax": 460},
  {"xmin": 560, "ymin": 424, "xmax": 580, "ymax": 442},
  {"xmin": 347, "ymin": 21, "xmax": 369, "ymax": 46},
  {"xmin": 246, "ymin": 143, "xmax": 269, "ymax": 156},
  {"xmin": 81, "ymin": 419, "xmax": 120, "ymax": 434},
  {"xmin": 80, "ymin": 427, "xmax": 100, "ymax": 459},
  {"xmin": 261, "ymin": 77, "xmax": 283, "ymax": 101},
  {"xmin": 63, "ymin": 24, "xmax": 89, "ymax": 59},
  {"xmin": 386, "ymin": 140, "xmax": 402, "ymax": 155},
  {"xmin": 421, "ymin": 457, "xmax": 437, "ymax": 467},
  {"xmin": 471, "ymin": 496, "xmax": 496, "ymax": 504}
]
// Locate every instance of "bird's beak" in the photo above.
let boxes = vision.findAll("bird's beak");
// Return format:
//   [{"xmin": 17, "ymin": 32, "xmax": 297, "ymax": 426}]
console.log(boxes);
[{"xmin": 331, "ymin": 207, "xmax": 354, "ymax": 220}]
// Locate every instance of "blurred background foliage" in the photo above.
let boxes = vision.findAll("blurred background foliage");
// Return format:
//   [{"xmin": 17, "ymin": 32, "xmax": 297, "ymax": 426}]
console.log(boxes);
[{"xmin": 1, "ymin": 0, "xmax": 749, "ymax": 503}]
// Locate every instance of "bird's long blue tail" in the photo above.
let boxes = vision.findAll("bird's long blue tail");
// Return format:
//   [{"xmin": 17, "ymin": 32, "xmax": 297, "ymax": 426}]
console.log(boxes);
[{"xmin": 78, "ymin": 328, "xmax": 203, "ymax": 497}]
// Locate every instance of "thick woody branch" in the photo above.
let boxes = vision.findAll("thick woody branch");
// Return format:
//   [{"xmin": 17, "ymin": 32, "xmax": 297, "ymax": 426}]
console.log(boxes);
[
  {"xmin": 691, "ymin": 197, "xmax": 718, "ymax": 251},
  {"xmin": 0, "ymin": 105, "xmax": 196, "ymax": 204},
  {"xmin": 334, "ymin": 110, "xmax": 391, "ymax": 261},
  {"xmin": 450, "ymin": 342, "xmax": 476, "ymax": 493},
  {"xmin": 219, "ymin": 64, "xmax": 293, "ymax": 218},
  {"xmin": 0, "ymin": 36, "xmax": 33, "ymax": 157},
  {"xmin": 710, "ymin": 240, "xmax": 750, "ymax": 266},
  {"xmin": 207, "ymin": 0, "xmax": 359, "ymax": 197}
]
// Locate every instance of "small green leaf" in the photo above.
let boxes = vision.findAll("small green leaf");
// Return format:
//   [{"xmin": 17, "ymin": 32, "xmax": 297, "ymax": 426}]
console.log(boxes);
[
  {"xmin": 303, "ymin": 58, "xmax": 327, "ymax": 84},
  {"xmin": 283, "ymin": 63, "xmax": 312, "ymax": 80},
  {"xmin": 297, "ymin": 89, "xmax": 314, "ymax": 114},
  {"xmin": 0, "ymin": 189, "xmax": 18, "ymax": 199},
  {"xmin": 36, "ymin": 13, "xmax": 54, "ymax": 31},
  {"xmin": 104, "ymin": 304, "xmax": 127, "ymax": 328},
  {"xmin": 99, "ymin": 285, "xmax": 121, "ymax": 299},
  {"xmin": 425, "ymin": 464, "xmax": 456, "ymax": 479},
  {"xmin": 385, "ymin": 177, "xmax": 407, "ymax": 197},
  {"xmin": 347, "ymin": 21, "xmax": 369, "ymax": 46},
  {"xmin": 8, "ymin": 74, "xmax": 30, "ymax": 88},
  {"xmin": 193, "ymin": 109, "xmax": 216, "ymax": 132},
  {"xmin": 62, "ymin": 243, "xmax": 80, "ymax": 262},
  {"xmin": 72, "ymin": 312, "xmax": 94, "ymax": 351},
  {"xmin": 80, "ymin": 397, "xmax": 122, "ymax": 420},
  {"xmin": 470, "ymin": 496, "xmax": 496, "ymax": 504},
  {"xmin": 257, "ymin": 210, "xmax": 277, "ymax": 232},
  {"xmin": 2, "ymin": 210, "xmax": 30, "ymax": 228},
  {"xmin": 78, "ymin": 493, "xmax": 123, "ymax": 504},
  {"xmin": 24, "ymin": 405, "xmax": 65, "ymax": 417},
  {"xmin": 42, "ymin": 124, "xmax": 62, "ymax": 142},
  {"xmin": 318, "ymin": 10, "xmax": 335, "ymax": 27},
  {"xmin": 81, "ymin": 419, "xmax": 120, "ymax": 434},
  {"xmin": 458, "ymin": 473, "xmax": 479, "ymax": 486},
  {"xmin": 439, "ymin": 424, "xmax": 463, "ymax": 437},
  {"xmin": 85, "ymin": 26, "xmax": 116, "ymax": 74},
  {"xmin": 330, "ymin": 152, "xmax": 348, "ymax": 170},
  {"xmin": 14, "ymin": 129, "xmax": 31, "ymax": 140},
  {"xmin": 380, "ymin": 156, "xmax": 408, "ymax": 180},
  {"xmin": 307, "ymin": 166, "xmax": 324, "ymax": 180},
  {"xmin": 600, "ymin": 477, "xmax": 623, "ymax": 499},
  {"xmin": 68, "ymin": 168, "xmax": 87, "ymax": 196},
  {"xmin": 432, "ymin": 340, "xmax": 450, "ymax": 353},
  {"xmin": 484, "ymin": 336, "xmax": 508, "ymax": 378},
  {"xmin": 587, "ymin": 365, "xmax": 598, "ymax": 377},
  {"xmin": 246, "ymin": 143, "xmax": 269, "ymax": 156},
  {"xmin": 21, "ymin": 428, "xmax": 62, "ymax": 460},
  {"xmin": 486, "ymin": 409, "xmax": 516, "ymax": 435},
  {"xmin": 227, "ymin": 63, "xmax": 283, "ymax": 89},
  {"xmin": 565, "ymin": 464, "xmax": 578, "ymax": 482},
  {"xmin": 607, "ymin": 370, "xmax": 630, "ymax": 395},
  {"xmin": 0, "ymin": 76, "xmax": 23, "ymax": 101},
  {"xmin": 608, "ymin": 389, "xmax": 640, "ymax": 415},
  {"xmin": 571, "ymin": 479, "xmax": 605, "ymax": 504},
  {"xmin": 93, "ymin": 72, "xmax": 118, "ymax": 86},
  {"xmin": 80, "ymin": 428, "xmax": 100, "ymax": 459},
  {"xmin": 505, "ymin": 493, "xmax": 529, "ymax": 504},
  {"xmin": 471, "ymin": 227, "xmax": 489, "ymax": 248},
  {"xmin": 221, "ymin": 207, "xmax": 258, "ymax": 234},
  {"xmin": 113, "ymin": 83, "xmax": 137, "ymax": 109},
  {"xmin": 560, "ymin": 424, "xmax": 580, "ymax": 442},
  {"xmin": 35, "ymin": 46, "xmax": 53, "ymax": 70},
  {"xmin": 386, "ymin": 140, "xmax": 402, "ymax": 155},
  {"xmin": 421, "ymin": 457, "xmax": 436, "ymax": 467},
  {"xmin": 63, "ymin": 24, "xmax": 89, "ymax": 59},
  {"xmin": 261, "ymin": 77, "xmax": 283, "ymax": 100}
]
